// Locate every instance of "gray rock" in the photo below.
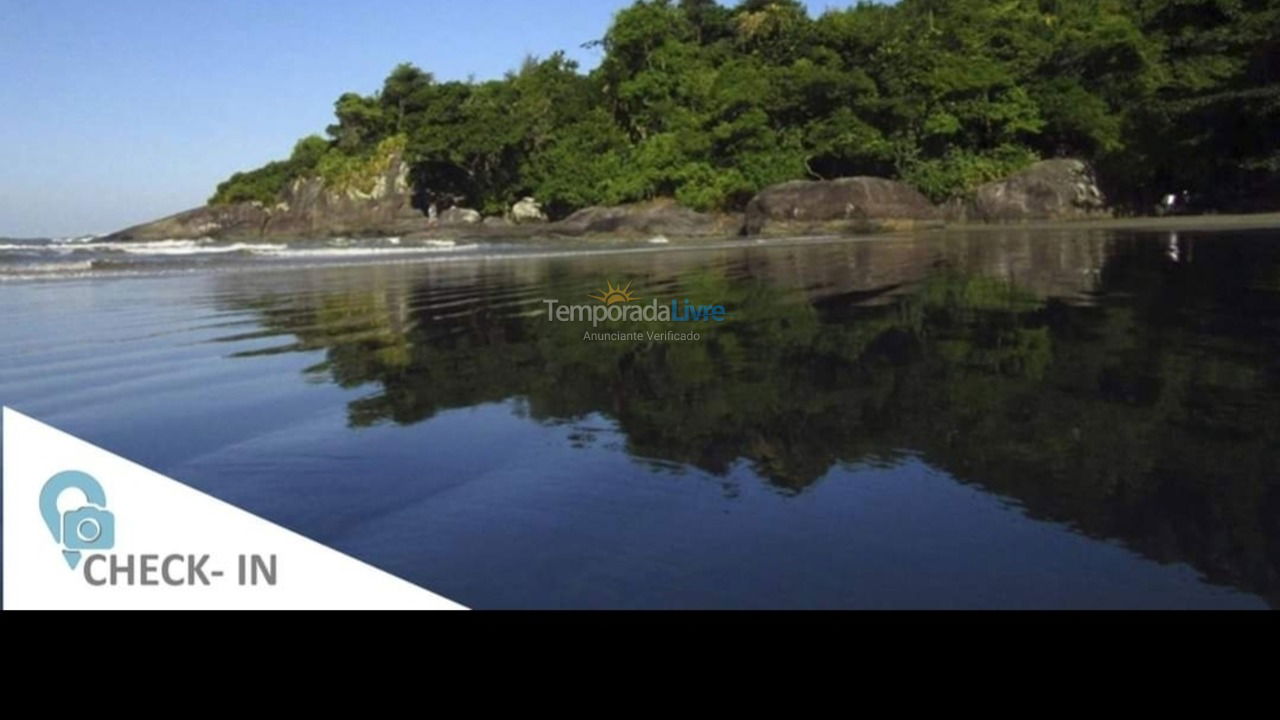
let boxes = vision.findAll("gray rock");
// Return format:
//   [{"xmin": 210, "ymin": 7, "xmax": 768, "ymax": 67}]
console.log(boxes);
[
  {"xmin": 105, "ymin": 203, "xmax": 273, "ymax": 242},
  {"xmin": 438, "ymin": 206, "xmax": 482, "ymax": 225},
  {"xmin": 511, "ymin": 197, "xmax": 547, "ymax": 224},
  {"xmin": 559, "ymin": 200, "xmax": 727, "ymax": 237},
  {"xmin": 743, "ymin": 177, "xmax": 938, "ymax": 236},
  {"xmin": 482, "ymin": 215, "xmax": 513, "ymax": 227},
  {"xmin": 951, "ymin": 159, "xmax": 1107, "ymax": 223}
]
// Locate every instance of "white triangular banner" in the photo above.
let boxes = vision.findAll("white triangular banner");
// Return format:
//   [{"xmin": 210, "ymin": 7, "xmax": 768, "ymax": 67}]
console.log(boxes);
[{"xmin": 2, "ymin": 407, "xmax": 465, "ymax": 610}]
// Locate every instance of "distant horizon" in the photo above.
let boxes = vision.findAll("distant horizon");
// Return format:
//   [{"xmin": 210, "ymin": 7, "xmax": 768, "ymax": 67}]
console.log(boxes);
[{"xmin": 0, "ymin": 0, "xmax": 857, "ymax": 238}]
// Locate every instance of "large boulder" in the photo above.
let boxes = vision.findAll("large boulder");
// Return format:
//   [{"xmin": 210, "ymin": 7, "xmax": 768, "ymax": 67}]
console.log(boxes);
[
  {"xmin": 438, "ymin": 206, "xmax": 482, "ymax": 225},
  {"xmin": 511, "ymin": 197, "xmax": 547, "ymax": 224},
  {"xmin": 951, "ymin": 159, "xmax": 1107, "ymax": 222},
  {"xmin": 743, "ymin": 177, "xmax": 938, "ymax": 236},
  {"xmin": 105, "ymin": 203, "xmax": 272, "ymax": 241},
  {"xmin": 106, "ymin": 152, "xmax": 429, "ymax": 241},
  {"xmin": 559, "ymin": 199, "xmax": 728, "ymax": 237}
]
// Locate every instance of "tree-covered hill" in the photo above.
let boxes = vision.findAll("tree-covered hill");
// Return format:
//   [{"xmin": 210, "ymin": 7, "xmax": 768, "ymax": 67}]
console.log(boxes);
[{"xmin": 212, "ymin": 0, "xmax": 1279, "ymax": 218}]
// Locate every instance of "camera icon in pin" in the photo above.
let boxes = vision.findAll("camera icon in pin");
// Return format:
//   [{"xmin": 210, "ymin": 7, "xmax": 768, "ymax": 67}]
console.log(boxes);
[{"xmin": 40, "ymin": 470, "xmax": 115, "ymax": 569}]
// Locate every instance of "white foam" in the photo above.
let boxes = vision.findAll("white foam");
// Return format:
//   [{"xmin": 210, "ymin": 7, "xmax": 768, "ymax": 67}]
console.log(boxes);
[
  {"xmin": 6, "ymin": 237, "xmax": 473, "ymax": 256},
  {"xmin": 50, "ymin": 234, "xmax": 102, "ymax": 245},
  {"xmin": 0, "ymin": 260, "xmax": 94, "ymax": 275},
  {"xmin": 31, "ymin": 238, "xmax": 472, "ymax": 258},
  {"xmin": 251, "ymin": 244, "xmax": 479, "ymax": 258},
  {"xmin": 117, "ymin": 241, "xmax": 281, "ymax": 256}
]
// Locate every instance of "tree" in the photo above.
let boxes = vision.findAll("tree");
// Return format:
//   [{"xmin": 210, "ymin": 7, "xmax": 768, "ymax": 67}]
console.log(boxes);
[
  {"xmin": 1110, "ymin": 0, "xmax": 1280, "ymax": 209},
  {"xmin": 327, "ymin": 92, "xmax": 386, "ymax": 152},
  {"xmin": 214, "ymin": 0, "xmax": 1279, "ymax": 215},
  {"xmin": 380, "ymin": 63, "xmax": 435, "ymax": 133}
]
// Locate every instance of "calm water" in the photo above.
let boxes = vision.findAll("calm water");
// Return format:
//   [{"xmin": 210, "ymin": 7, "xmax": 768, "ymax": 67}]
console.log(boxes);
[{"xmin": 2, "ymin": 228, "xmax": 1278, "ymax": 609}]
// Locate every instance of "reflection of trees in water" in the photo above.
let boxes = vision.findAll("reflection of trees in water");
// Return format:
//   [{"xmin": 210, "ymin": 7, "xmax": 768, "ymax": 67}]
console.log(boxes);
[{"xmin": 221, "ymin": 234, "xmax": 1280, "ymax": 604}]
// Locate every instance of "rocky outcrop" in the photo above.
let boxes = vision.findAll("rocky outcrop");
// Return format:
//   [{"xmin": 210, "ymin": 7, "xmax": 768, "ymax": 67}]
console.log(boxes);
[
  {"xmin": 948, "ymin": 159, "xmax": 1107, "ymax": 223},
  {"xmin": 106, "ymin": 203, "xmax": 274, "ymax": 241},
  {"xmin": 404, "ymin": 200, "xmax": 733, "ymax": 241},
  {"xmin": 108, "ymin": 157, "xmax": 1112, "ymax": 244},
  {"xmin": 743, "ymin": 177, "xmax": 938, "ymax": 236},
  {"xmin": 558, "ymin": 199, "xmax": 731, "ymax": 237},
  {"xmin": 107, "ymin": 153, "xmax": 429, "ymax": 241},
  {"xmin": 511, "ymin": 197, "xmax": 547, "ymax": 224}
]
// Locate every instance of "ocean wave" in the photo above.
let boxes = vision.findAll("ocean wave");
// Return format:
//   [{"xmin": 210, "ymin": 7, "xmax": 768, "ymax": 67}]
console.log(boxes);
[
  {"xmin": 250, "ymin": 243, "xmax": 479, "ymax": 258},
  {"xmin": 114, "ymin": 240, "xmax": 281, "ymax": 256},
  {"xmin": 0, "ymin": 260, "xmax": 95, "ymax": 276},
  {"xmin": 0, "ymin": 237, "xmax": 487, "ymax": 280},
  {"xmin": 38, "ymin": 238, "xmax": 469, "ymax": 256},
  {"xmin": 0, "ymin": 234, "xmax": 530, "ymax": 282},
  {"xmin": 50, "ymin": 234, "xmax": 104, "ymax": 244}
]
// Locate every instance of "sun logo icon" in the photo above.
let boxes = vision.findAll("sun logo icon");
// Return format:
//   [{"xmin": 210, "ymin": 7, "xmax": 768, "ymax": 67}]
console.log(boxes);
[{"xmin": 589, "ymin": 280, "xmax": 639, "ymax": 305}]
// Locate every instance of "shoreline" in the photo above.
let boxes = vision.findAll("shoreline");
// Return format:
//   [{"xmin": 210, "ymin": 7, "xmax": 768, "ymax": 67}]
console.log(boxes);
[
  {"xmin": 96, "ymin": 210, "xmax": 1280, "ymax": 247},
  {"xmin": 918, "ymin": 212, "xmax": 1280, "ymax": 235},
  {"xmin": 410, "ymin": 210, "xmax": 1280, "ymax": 245},
  {"xmin": 5, "ymin": 212, "xmax": 1278, "ymax": 285},
  {"xmin": 710, "ymin": 211, "xmax": 1280, "ymax": 240}
]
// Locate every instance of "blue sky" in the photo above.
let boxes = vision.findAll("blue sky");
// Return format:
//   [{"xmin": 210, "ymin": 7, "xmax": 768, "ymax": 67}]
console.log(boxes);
[{"xmin": 0, "ymin": 0, "xmax": 866, "ymax": 237}]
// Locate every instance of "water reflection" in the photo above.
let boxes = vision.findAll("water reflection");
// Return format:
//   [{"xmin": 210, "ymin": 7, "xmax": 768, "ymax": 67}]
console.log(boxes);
[{"xmin": 215, "ymin": 230, "xmax": 1280, "ymax": 605}]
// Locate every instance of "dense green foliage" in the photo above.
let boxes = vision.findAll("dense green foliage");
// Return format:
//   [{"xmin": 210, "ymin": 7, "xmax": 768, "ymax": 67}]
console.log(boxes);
[
  {"xmin": 213, "ymin": 0, "xmax": 1278, "ymax": 214},
  {"xmin": 210, "ymin": 135, "xmax": 329, "ymax": 205}
]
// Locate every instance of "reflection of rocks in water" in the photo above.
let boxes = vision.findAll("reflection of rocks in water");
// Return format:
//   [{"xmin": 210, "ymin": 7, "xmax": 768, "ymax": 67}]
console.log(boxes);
[
  {"xmin": 931, "ymin": 230, "xmax": 1109, "ymax": 302},
  {"xmin": 223, "ymin": 230, "xmax": 1109, "ymax": 324},
  {"xmin": 215, "ymin": 232, "xmax": 1280, "ymax": 605},
  {"xmin": 735, "ymin": 231, "xmax": 1107, "ymax": 307}
]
